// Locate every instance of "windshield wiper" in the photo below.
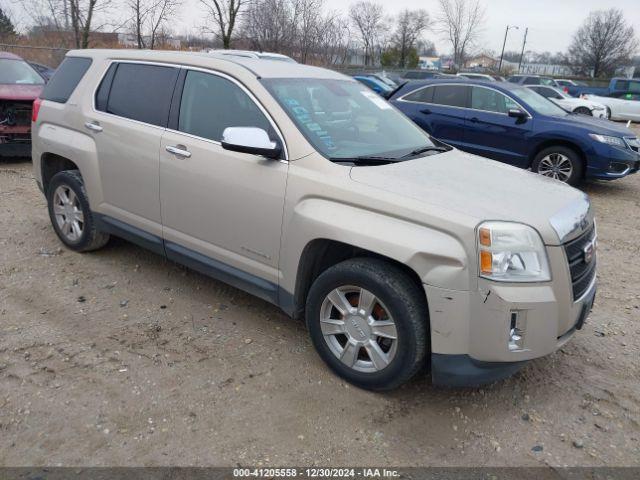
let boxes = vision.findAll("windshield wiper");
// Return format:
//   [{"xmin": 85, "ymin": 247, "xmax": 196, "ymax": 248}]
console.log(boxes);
[
  {"xmin": 330, "ymin": 155, "xmax": 403, "ymax": 165},
  {"xmin": 400, "ymin": 146, "xmax": 448, "ymax": 159}
]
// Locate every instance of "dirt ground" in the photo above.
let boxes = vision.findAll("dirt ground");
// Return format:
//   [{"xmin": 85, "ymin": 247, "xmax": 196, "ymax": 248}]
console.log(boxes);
[{"xmin": 1, "ymin": 127, "xmax": 639, "ymax": 467}]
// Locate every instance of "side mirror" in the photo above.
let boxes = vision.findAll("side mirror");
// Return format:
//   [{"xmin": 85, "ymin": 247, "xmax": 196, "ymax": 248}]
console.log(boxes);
[
  {"xmin": 508, "ymin": 108, "xmax": 528, "ymax": 119},
  {"xmin": 221, "ymin": 127, "xmax": 282, "ymax": 159}
]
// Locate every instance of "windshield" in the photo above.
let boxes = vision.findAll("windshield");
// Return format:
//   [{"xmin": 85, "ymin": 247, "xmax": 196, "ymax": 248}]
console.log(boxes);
[
  {"xmin": 512, "ymin": 87, "xmax": 568, "ymax": 116},
  {"xmin": 539, "ymin": 77, "xmax": 556, "ymax": 86},
  {"xmin": 262, "ymin": 78, "xmax": 436, "ymax": 160},
  {"xmin": 0, "ymin": 59, "xmax": 44, "ymax": 85}
]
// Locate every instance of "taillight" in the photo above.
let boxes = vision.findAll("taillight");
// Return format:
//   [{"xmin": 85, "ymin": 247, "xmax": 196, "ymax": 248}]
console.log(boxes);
[
  {"xmin": 32, "ymin": 97, "xmax": 42, "ymax": 122},
  {"xmin": 563, "ymin": 87, "xmax": 569, "ymax": 93}
]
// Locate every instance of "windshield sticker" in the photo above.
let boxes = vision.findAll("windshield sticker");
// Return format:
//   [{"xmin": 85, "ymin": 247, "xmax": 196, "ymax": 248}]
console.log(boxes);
[
  {"xmin": 283, "ymin": 97, "xmax": 337, "ymax": 150},
  {"xmin": 361, "ymin": 90, "xmax": 392, "ymax": 110}
]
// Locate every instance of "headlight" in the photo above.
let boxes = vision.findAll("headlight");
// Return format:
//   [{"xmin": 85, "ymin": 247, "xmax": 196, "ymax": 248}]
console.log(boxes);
[
  {"xmin": 477, "ymin": 221, "xmax": 551, "ymax": 282},
  {"xmin": 589, "ymin": 134, "xmax": 626, "ymax": 148}
]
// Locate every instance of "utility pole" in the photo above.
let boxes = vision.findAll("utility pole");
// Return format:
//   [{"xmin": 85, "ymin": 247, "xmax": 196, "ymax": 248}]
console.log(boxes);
[
  {"xmin": 518, "ymin": 27, "xmax": 528, "ymax": 73},
  {"xmin": 499, "ymin": 25, "xmax": 518, "ymax": 72}
]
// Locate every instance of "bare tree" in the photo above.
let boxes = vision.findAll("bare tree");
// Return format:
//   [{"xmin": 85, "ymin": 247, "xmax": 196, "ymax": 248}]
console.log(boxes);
[
  {"xmin": 568, "ymin": 8, "xmax": 638, "ymax": 78},
  {"xmin": 17, "ymin": 0, "xmax": 112, "ymax": 48},
  {"xmin": 241, "ymin": 0, "xmax": 295, "ymax": 54},
  {"xmin": 200, "ymin": 0, "xmax": 249, "ymax": 49},
  {"xmin": 436, "ymin": 0, "xmax": 485, "ymax": 68},
  {"xmin": 391, "ymin": 9, "xmax": 429, "ymax": 68},
  {"xmin": 349, "ymin": 1, "xmax": 387, "ymax": 66},
  {"xmin": 128, "ymin": 0, "xmax": 181, "ymax": 49}
]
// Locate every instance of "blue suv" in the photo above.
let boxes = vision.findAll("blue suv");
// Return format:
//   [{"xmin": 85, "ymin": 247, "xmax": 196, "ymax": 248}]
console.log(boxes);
[{"xmin": 389, "ymin": 79, "xmax": 640, "ymax": 185}]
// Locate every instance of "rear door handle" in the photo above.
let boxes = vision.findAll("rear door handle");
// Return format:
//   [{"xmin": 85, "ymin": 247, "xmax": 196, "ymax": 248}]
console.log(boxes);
[
  {"xmin": 165, "ymin": 145, "xmax": 191, "ymax": 158},
  {"xmin": 420, "ymin": 108, "xmax": 432, "ymax": 114},
  {"xmin": 84, "ymin": 121, "xmax": 103, "ymax": 132},
  {"xmin": 469, "ymin": 117, "xmax": 479, "ymax": 123}
]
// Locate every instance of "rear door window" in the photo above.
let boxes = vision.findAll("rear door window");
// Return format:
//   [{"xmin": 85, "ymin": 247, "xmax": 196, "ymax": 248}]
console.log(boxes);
[
  {"xmin": 41, "ymin": 57, "xmax": 92, "ymax": 103},
  {"xmin": 431, "ymin": 85, "xmax": 469, "ymax": 108},
  {"xmin": 102, "ymin": 63, "xmax": 179, "ymax": 127},
  {"xmin": 177, "ymin": 70, "xmax": 272, "ymax": 142},
  {"xmin": 402, "ymin": 86, "xmax": 434, "ymax": 103}
]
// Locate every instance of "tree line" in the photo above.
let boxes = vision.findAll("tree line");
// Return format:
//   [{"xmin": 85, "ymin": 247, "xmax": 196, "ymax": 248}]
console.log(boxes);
[{"xmin": 1, "ymin": 0, "xmax": 637, "ymax": 76}]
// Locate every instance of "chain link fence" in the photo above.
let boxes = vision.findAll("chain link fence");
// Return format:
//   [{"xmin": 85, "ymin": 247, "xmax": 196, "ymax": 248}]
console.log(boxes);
[{"xmin": 0, "ymin": 43, "xmax": 69, "ymax": 68}]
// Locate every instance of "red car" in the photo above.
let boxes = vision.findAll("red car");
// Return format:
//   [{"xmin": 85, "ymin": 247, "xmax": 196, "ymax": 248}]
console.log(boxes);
[{"xmin": 0, "ymin": 52, "xmax": 45, "ymax": 157}]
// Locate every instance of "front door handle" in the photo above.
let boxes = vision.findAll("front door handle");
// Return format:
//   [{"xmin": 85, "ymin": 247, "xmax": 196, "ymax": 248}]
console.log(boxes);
[
  {"xmin": 469, "ymin": 117, "xmax": 479, "ymax": 123},
  {"xmin": 420, "ymin": 108, "xmax": 432, "ymax": 114},
  {"xmin": 84, "ymin": 121, "xmax": 103, "ymax": 133},
  {"xmin": 165, "ymin": 145, "xmax": 191, "ymax": 158}
]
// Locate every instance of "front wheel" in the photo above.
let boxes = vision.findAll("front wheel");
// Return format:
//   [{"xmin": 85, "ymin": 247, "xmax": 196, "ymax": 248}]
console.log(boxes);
[
  {"xmin": 573, "ymin": 106, "xmax": 592, "ymax": 116},
  {"xmin": 305, "ymin": 258, "xmax": 428, "ymax": 391},
  {"xmin": 532, "ymin": 146, "xmax": 584, "ymax": 186}
]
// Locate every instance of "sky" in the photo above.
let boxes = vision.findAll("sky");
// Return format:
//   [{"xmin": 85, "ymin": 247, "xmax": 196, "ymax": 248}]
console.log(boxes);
[
  {"xmin": 171, "ymin": 0, "xmax": 640, "ymax": 56},
  {"xmin": 5, "ymin": 0, "xmax": 640, "ymax": 56}
]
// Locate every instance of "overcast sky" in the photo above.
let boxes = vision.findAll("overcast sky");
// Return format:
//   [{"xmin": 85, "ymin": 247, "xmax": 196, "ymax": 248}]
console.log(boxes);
[
  {"xmin": 173, "ymin": 0, "xmax": 640, "ymax": 55},
  {"xmin": 6, "ymin": 0, "xmax": 640, "ymax": 55}
]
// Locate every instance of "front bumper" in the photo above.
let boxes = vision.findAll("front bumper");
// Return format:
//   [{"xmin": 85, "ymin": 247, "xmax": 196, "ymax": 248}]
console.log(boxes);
[
  {"xmin": 0, "ymin": 142, "xmax": 31, "ymax": 157},
  {"xmin": 585, "ymin": 143, "xmax": 640, "ymax": 180},
  {"xmin": 431, "ymin": 283, "xmax": 596, "ymax": 387},
  {"xmin": 427, "ymin": 241, "xmax": 597, "ymax": 387}
]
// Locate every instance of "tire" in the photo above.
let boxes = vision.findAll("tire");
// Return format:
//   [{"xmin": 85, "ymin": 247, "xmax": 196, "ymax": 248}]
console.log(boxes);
[
  {"xmin": 47, "ymin": 170, "xmax": 110, "ymax": 252},
  {"xmin": 532, "ymin": 146, "xmax": 584, "ymax": 186},
  {"xmin": 305, "ymin": 258, "xmax": 428, "ymax": 391},
  {"xmin": 573, "ymin": 106, "xmax": 592, "ymax": 116}
]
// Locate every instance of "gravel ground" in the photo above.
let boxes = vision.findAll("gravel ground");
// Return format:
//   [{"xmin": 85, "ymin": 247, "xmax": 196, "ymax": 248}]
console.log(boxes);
[{"xmin": 0, "ymin": 126, "xmax": 639, "ymax": 467}]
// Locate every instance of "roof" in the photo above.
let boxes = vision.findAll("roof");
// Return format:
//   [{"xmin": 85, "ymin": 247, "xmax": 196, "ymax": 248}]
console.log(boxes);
[
  {"xmin": 0, "ymin": 52, "xmax": 22, "ymax": 60},
  {"xmin": 66, "ymin": 49, "xmax": 348, "ymax": 80},
  {"xmin": 392, "ymin": 77, "xmax": 529, "ymax": 98}
]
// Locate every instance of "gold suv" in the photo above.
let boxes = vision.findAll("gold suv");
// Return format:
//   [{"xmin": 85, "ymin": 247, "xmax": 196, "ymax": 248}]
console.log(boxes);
[{"xmin": 32, "ymin": 50, "xmax": 597, "ymax": 390}]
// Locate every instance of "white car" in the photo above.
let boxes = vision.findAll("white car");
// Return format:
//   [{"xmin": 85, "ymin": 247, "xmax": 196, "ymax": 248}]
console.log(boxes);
[
  {"xmin": 526, "ymin": 85, "xmax": 609, "ymax": 119},
  {"xmin": 581, "ymin": 93, "xmax": 640, "ymax": 122}
]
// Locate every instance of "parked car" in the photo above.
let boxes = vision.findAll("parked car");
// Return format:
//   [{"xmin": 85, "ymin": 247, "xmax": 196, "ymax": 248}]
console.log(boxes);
[
  {"xmin": 354, "ymin": 75, "xmax": 393, "ymax": 95},
  {"xmin": 507, "ymin": 74, "xmax": 560, "ymax": 87},
  {"xmin": 354, "ymin": 73, "xmax": 397, "ymax": 88},
  {"xmin": 401, "ymin": 70, "xmax": 444, "ymax": 80},
  {"xmin": 390, "ymin": 79, "xmax": 639, "ymax": 185},
  {"xmin": 33, "ymin": 50, "xmax": 598, "ymax": 390},
  {"xmin": 526, "ymin": 85, "xmax": 609, "ymax": 118},
  {"xmin": 206, "ymin": 49, "xmax": 297, "ymax": 63},
  {"xmin": 564, "ymin": 77, "xmax": 640, "ymax": 98},
  {"xmin": 492, "ymin": 75, "xmax": 507, "ymax": 82},
  {"xmin": 457, "ymin": 73, "xmax": 496, "ymax": 81},
  {"xmin": 28, "ymin": 61, "xmax": 56, "ymax": 81},
  {"xmin": 556, "ymin": 79, "xmax": 588, "ymax": 88},
  {"xmin": 581, "ymin": 92, "xmax": 640, "ymax": 122},
  {"xmin": 0, "ymin": 52, "xmax": 45, "ymax": 157}
]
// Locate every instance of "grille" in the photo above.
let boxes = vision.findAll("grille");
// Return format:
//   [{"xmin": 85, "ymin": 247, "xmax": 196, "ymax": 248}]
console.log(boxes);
[{"xmin": 563, "ymin": 224, "xmax": 596, "ymax": 300}]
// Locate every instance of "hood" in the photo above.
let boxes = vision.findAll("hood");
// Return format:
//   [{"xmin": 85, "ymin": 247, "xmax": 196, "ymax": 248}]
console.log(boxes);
[
  {"xmin": 0, "ymin": 84, "xmax": 43, "ymax": 101},
  {"xmin": 544, "ymin": 111, "xmax": 635, "ymax": 137},
  {"xmin": 349, "ymin": 150, "xmax": 588, "ymax": 245}
]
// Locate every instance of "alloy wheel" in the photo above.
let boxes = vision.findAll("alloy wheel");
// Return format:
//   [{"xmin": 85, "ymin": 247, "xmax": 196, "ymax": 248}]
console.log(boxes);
[
  {"xmin": 52, "ymin": 185, "xmax": 84, "ymax": 242},
  {"xmin": 319, "ymin": 286, "xmax": 398, "ymax": 373},
  {"xmin": 537, "ymin": 153, "xmax": 573, "ymax": 182}
]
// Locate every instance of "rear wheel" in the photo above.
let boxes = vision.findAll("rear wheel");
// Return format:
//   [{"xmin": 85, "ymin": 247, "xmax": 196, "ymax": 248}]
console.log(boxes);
[
  {"xmin": 47, "ymin": 170, "xmax": 110, "ymax": 252},
  {"xmin": 532, "ymin": 146, "xmax": 584, "ymax": 186},
  {"xmin": 305, "ymin": 258, "xmax": 428, "ymax": 391},
  {"xmin": 573, "ymin": 106, "xmax": 592, "ymax": 116}
]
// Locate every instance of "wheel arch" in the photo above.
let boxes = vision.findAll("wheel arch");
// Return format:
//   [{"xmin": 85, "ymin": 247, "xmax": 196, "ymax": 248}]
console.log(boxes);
[
  {"xmin": 41, "ymin": 153, "xmax": 80, "ymax": 194},
  {"xmin": 288, "ymin": 238, "xmax": 427, "ymax": 320},
  {"xmin": 528, "ymin": 139, "xmax": 586, "ymax": 172}
]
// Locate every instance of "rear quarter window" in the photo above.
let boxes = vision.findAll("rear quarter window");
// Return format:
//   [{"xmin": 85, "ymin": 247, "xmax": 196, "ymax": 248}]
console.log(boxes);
[
  {"xmin": 100, "ymin": 63, "xmax": 178, "ymax": 127},
  {"xmin": 41, "ymin": 57, "xmax": 92, "ymax": 103}
]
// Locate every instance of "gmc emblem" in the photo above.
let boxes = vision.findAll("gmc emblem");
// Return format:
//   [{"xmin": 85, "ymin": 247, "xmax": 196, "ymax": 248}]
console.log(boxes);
[{"xmin": 583, "ymin": 239, "xmax": 596, "ymax": 264}]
